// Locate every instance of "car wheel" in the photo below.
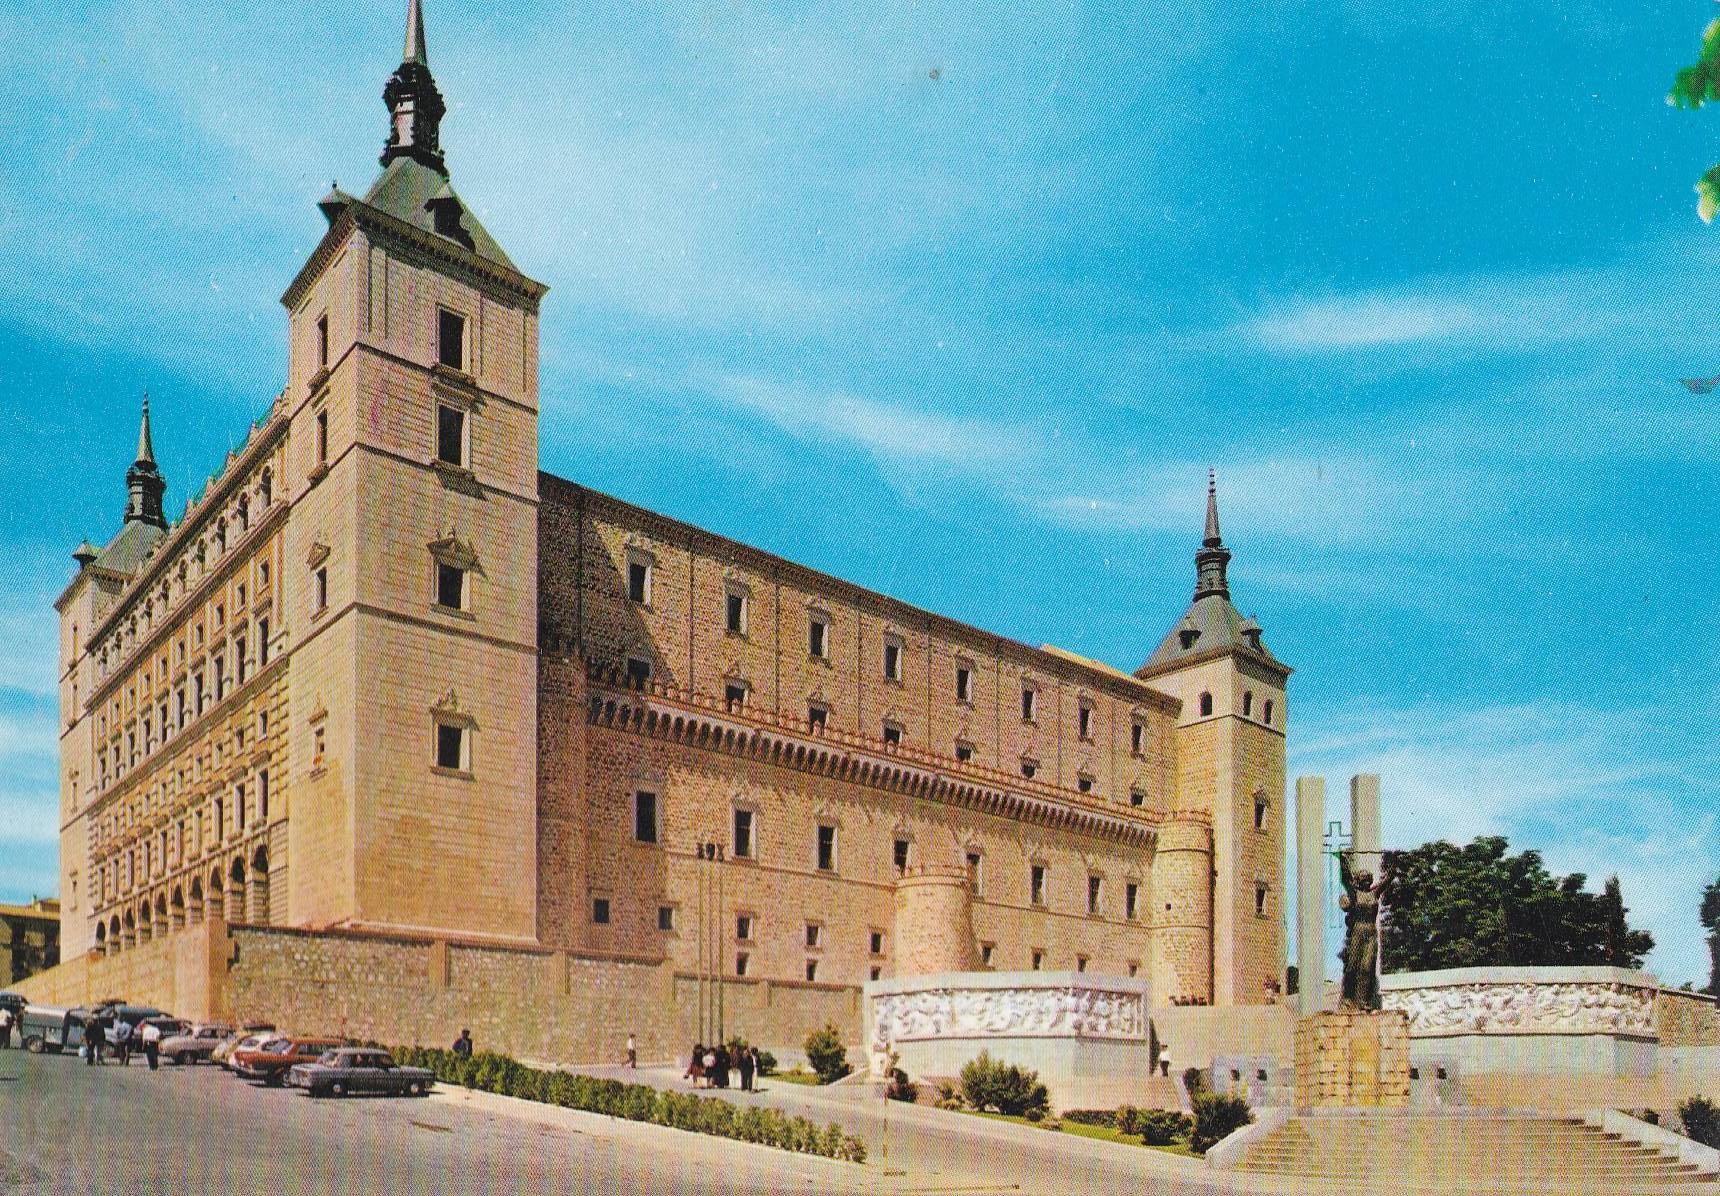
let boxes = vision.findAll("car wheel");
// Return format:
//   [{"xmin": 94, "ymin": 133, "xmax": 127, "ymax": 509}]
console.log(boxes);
[
  {"xmin": 407, "ymin": 1080, "xmax": 424, "ymax": 1097},
  {"xmin": 23, "ymin": 1037, "xmax": 43, "ymax": 1054},
  {"xmin": 330, "ymin": 1080, "xmax": 346, "ymax": 1097}
]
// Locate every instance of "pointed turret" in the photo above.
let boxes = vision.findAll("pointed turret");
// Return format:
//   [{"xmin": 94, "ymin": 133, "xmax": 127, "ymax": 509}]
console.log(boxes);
[
  {"xmin": 381, "ymin": 0, "xmax": 447, "ymax": 174},
  {"xmin": 1193, "ymin": 467, "xmax": 1231, "ymax": 601},
  {"xmin": 124, "ymin": 394, "xmax": 167, "ymax": 529}
]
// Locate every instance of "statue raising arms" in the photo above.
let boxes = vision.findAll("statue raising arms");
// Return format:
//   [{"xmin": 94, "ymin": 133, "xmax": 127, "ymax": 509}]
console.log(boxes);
[{"xmin": 1337, "ymin": 851, "xmax": 1388, "ymax": 1011}]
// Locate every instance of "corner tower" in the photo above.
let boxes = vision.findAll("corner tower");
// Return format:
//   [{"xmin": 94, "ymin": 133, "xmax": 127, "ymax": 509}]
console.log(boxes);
[
  {"xmin": 1138, "ymin": 472, "xmax": 1290, "ymax": 1006},
  {"xmin": 278, "ymin": 0, "xmax": 548, "ymax": 942}
]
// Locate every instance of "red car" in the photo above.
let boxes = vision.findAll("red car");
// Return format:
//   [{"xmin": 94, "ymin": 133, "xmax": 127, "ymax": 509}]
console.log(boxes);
[{"xmin": 231, "ymin": 1036, "xmax": 344, "ymax": 1086}]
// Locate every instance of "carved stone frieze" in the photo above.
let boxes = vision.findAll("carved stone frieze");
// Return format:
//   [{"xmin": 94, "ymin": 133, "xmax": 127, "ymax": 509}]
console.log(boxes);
[
  {"xmin": 868, "ymin": 983, "xmax": 1146, "ymax": 1053},
  {"xmin": 1382, "ymin": 981, "xmax": 1657, "ymax": 1038}
]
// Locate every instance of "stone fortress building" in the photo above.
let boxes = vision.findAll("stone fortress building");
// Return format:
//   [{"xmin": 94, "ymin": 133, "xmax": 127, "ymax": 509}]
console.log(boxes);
[{"xmin": 44, "ymin": 2, "xmax": 1292, "ymax": 1050}]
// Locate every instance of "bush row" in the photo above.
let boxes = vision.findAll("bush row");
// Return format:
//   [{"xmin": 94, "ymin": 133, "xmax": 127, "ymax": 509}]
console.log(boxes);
[{"xmin": 392, "ymin": 1046, "xmax": 866, "ymax": 1163}]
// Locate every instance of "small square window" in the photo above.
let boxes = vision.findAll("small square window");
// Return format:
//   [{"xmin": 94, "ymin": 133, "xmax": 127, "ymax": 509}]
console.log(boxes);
[
  {"xmin": 436, "ymin": 404, "xmax": 466, "ymax": 467},
  {"xmin": 807, "ymin": 704, "xmax": 828, "ymax": 733},
  {"xmin": 725, "ymin": 681, "xmax": 748, "ymax": 709},
  {"xmin": 882, "ymin": 640, "xmax": 902, "ymax": 681},
  {"xmin": 955, "ymin": 741, "xmax": 974, "ymax": 762},
  {"xmin": 1077, "ymin": 775, "xmax": 1094, "ymax": 794},
  {"xmin": 808, "ymin": 618, "xmax": 828, "ymax": 658},
  {"xmin": 1088, "ymin": 875, "xmax": 1102, "ymax": 914},
  {"xmin": 980, "ymin": 942, "xmax": 995, "ymax": 967},
  {"xmin": 438, "ymin": 309, "xmax": 466, "ymax": 370},
  {"xmin": 627, "ymin": 560, "xmax": 651, "ymax": 604},
  {"xmin": 869, "ymin": 966, "xmax": 882, "ymax": 981},
  {"xmin": 658, "ymin": 905, "xmax": 676, "ymax": 931},
  {"xmin": 805, "ymin": 922, "xmax": 822, "ymax": 948},
  {"xmin": 816, "ymin": 823, "xmax": 836, "ymax": 871},
  {"xmin": 882, "ymin": 722, "xmax": 901, "ymax": 746},
  {"xmin": 1076, "ymin": 955, "xmax": 1089, "ymax": 973},
  {"xmin": 634, "ymin": 790, "xmax": 659, "ymax": 844},
  {"xmin": 1130, "ymin": 789, "xmax": 1145, "ymax": 808},
  {"xmin": 1030, "ymin": 864, "xmax": 1046, "ymax": 906},
  {"xmin": 736, "ymin": 913, "xmax": 754, "ymax": 941},
  {"xmin": 435, "ymin": 562, "xmax": 465, "ymax": 610},
  {"xmin": 892, "ymin": 839, "xmax": 910, "ymax": 874},
  {"xmin": 1021, "ymin": 687, "xmax": 1037, "ymax": 722},
  {"xmin": 1020, "ymin": 758, "xmax": 1037, "ymax": 780},
  {"xmin": 435, "ymin": 723, "xmax": 465, "ymax": 770},
  {"xmin": 626, "ymin": 657, "xmax": 651, "ymax": 687},
  {"xmin": 592, "ymin": 897, "xmax": 611, "ymax": 925},
  {"xmin": 733, "ymin": 808, "xmax": 754, "ymax": 859},
  {"xmin": 955, "ymin": 664, "xmax": 971, "ymax": 703},
  {"xmin": 869, "ymin": 930, "xmax": 884, "ymax": 955},
  {"xmin": 1031, "ymin": 949, "xmax": 1044, "ymax": 971},
  {"xmin": 725, "ymin": 591, "xmax": 747, "ymax": 635},
  {"xmin": 804, "ymin": 960, "xmax": 818, "ymax": 982},
  {"xmin": 735, "ymin": 952, "xmax": 749, "ymax": 977}
]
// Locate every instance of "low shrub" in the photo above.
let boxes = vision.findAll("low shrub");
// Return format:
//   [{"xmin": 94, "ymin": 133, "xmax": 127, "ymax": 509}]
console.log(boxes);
[
  {"xmin": 756, "ymin": 1049, "xmax": 778, "ymax": 1076},
  {"xmin": 1190, "ymin": 1092, "xmax": 1252, "ymax": 1155},
  {"xmin": 1679, "ymin": 1095, "xmax": 1720, "ymax": 1149},
  {"xmin": 1138, "ymin": 1108, "xmax": 1193, "ymax": 1147},
  {"xmin": 804, "ymin": 1024, "xmax": 852, "ymax": 1085},
  {"xmin": 959, "ymin": 1052, "xmax": 1050, "ymax": 1119},
  {"xmin": 1063, "ymin": 1109, "xmax": 1117, "ymax": 1129},
  {"xmin": 885, "ymin": 1067, "xmax": 918, "ymax": 1103},
  {"xmin": 1113, "ymin": 1105, "xmax": 1139, "ymax": 1136},
  {"xmin": 390, "ymin": 1044, "xmax": 867, "ymax": 1163},
  {"xmin": 1181, "ymin": 1066, "xmax": 1206, "ymax": 1096}
]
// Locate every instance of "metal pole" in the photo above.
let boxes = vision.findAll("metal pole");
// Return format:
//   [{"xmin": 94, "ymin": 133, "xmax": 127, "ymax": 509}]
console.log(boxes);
[
  {"xmin": 695, "ymin": 845, "xmax": 706, "ymax": 1045},
  {"xmin": 717, "ymin": 846, "xmax": 726, "ymax": 1045}
]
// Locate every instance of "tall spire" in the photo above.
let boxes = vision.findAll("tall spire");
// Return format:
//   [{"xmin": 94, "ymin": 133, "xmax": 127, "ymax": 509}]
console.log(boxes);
[
  {"xmin": 381, "ymin": 0, "xmax": 447, "ymax": 174},
  {"xmin": 125, "ymin": 393, "xmax": 167, "ymax": 529},
  {"xmin": 1193, "ymin": 468, "xmax": 1231, "ymax": 601}
]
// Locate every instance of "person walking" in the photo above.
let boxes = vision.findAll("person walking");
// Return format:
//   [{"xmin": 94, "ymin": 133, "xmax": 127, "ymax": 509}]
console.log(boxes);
[
  {"xmin": 685, "ymin": 1043, "xmax": 705, "ymax": 1088},
  {"xmin": 737, "ymin": 1043, "xmax": 755, "ymax": 1092},
  {"xmin": 626, "ymin": 1033, "xmax": 637, "ymax": 1069},
  {"xmin": 84, "ymin": 1015, "xmax": 104, "ymax": 1066},
  {"xmin": 140, "ymin": 1020, "xmax": 162, "ymax": 1071},
  {"xmin": 110, "ymin": 1017, "xmax": 132, "ymax": 1067},
  {"xmin": 452, "ymin": 1029, "xmax": 473, "ymax": 1059}
]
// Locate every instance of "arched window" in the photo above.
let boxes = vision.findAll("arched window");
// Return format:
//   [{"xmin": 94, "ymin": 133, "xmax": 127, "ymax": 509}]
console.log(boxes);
[
  {"xmin": 1253, "ymin": 792, "xmax": 1269, "ymax": 830},
  {"xmin": 1242, "ymin": 691, "xmax": 1253, "ymax": 717},
  {"xmin": 1263, "ymin": 699, "xmax": 1275, "ymax": 725},
  {"xmin": 1199, "ymin": 692, "xmax": 1213, "ymax": 717}
]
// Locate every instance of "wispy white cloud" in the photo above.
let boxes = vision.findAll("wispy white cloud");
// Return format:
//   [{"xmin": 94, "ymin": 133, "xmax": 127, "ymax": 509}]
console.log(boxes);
[{"xmin": 1291, "ymin": 698, "xmax": 1720, "ymax": 986}]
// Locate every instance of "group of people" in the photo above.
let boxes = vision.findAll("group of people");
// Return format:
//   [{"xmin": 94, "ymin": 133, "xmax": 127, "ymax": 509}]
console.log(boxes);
[
  {"xmin": 683, "ymin": 1041, "xmax": 760, "ymax": 1091},
  {"xmin": 79, "ymin": 1012, "xmax": 164, "ymax": 1070}
]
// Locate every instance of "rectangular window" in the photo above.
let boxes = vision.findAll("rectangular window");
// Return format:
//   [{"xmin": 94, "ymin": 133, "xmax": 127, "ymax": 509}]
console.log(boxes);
[
  {"xmin": 892, "ymin": 839, "xmax": 910, "ymax": 874},
  {"xmin": 1125, "ymin": 881, "xmax": 1139, "ymax": 921},
  {"xmin": 1076, "ymin": 955, "xmax": 1089, "ymax": 973},
  {"xmin": 869, "ymin": 930, "xmax": 884, "ymax": 955},
  {"xmin": 1127, "ymin": 961, "xmax": 1140, "ymax": 977},
  {"xmin": 1131, "ymin": 721, "xmax": 1145, "ymax": 755},
  {"xmin": 882, "ymin": 722, "xmax": 901, "ymax": 746},
  {"xmin": 804, "ymin": 923, "xmax": 821, "ymax": 948},
  {"xmin": 804, "ymin": 960, "xmax": 819, "ymax": 983},
  {"xmin": 626, "ymin": 657, "xmax": 651, "ymax": 687},
  {"xmin": 1255, "ymin": 883, "xmax": 1268, "ymax": 916},
  {"xmin": 735, "ymin": 913, "xmax": 754, "ymax": 941},
  {"xmin": 955, "ymin": 664, "xmax": 972, "ymax": 703},
  {"xmin": 634, "ymin": 790, "xmax": 658, "ymax": 844},
  {"xmin": 436, "ymin": 404, "xmax": 466, "ymax": 467},
  {"xmin": 808, "ymin": 618, "xmax": 828, "ymax": 658},
  {"xmin": 438, "ymin": 308, "xmax": 466, "ymax": 370},
  {"xmin": 725, "ymin": 591, "xmax": 747, "ymax": 635},
  {"xmin": 314, "ymin": 568, "xmax": 328, "ymax": 613},
  {"xmin": 236, "ymin": 783, "xmax": 247, "ymax": 831},
  {"xmin": 1030, "ymin": 864, "xmax": 1046, "ymax": 906},
  {"xmin": 732, "ymin": 808, "xmax": 754, "ymax": 859},
  {"xmin": 735, "ymin": 952, "xmax": 749, "ymax": 977},
  {"xmin": 1078, "ymin": 702, "xmax": 1093, "ymax": 740},
  {"xmin": 214, "ymin": 798, "xmax": 224, "ymax": 841},
  {"xmin": 882, "ymin": 640, "xmax": 901, "ymax": 681},
  {"xmin": 807, "ymin": 704, "xmax": 827, "ymax": 733},
  {"xmin": 870, "ymin": 966, "xmax": 882, "ymax": 982},
  {"xmin": 627, "ymin": 560, "xmax": 651, "ymax": 604},
  {"xmin": 1088, "ymin": 874, "xmax": 1102, "ymax": 915},
  {"xmin": 1021, "ymin": 687, "xmax": 1037, "ymax": 722},
  {"xmin": 725, "ymin": 681, "xmax": 747, "ymax": 709},
  {"xmin": 967, "ymin": 851, "xmax": 983, "ymax": 895},
  {"xmin": 816, "ymin": 823, "xmax": 836, "ymax": 872},
  {"xmin": 315, "ymin": 409, "xmax": 328, "ymax": 465},
  {"xmin": 435, "ymin": 722, "xmax": 465, "ymax": 770},
  {"xmin": 435, "ymin": 562, "xmax": 465, "ymax": 610},
  {"xmin": 592, "ymin": 897, "xmax": 611, "ymax": 925},
  {"xmin": 259, "ymin": 771, "xmax": 270, "ymax": 821},
  {"xmin": 980, "ymin": 942, "xmax": 995, "ymax": 967},
  {"xmin": 955, "ymin": 741, "xmax": 973, "ymax": 762},
  {"xmin": 1031, "ymin": 949, "xmax": 1044, "ymax": 971},
  {"xmin": 315, "ymin": 314, "xmax": 329, "ymax": 369},
  {"xmin": 258, "ymin": 618, "xmax": 270, "ymax": 666},
  {"xmin": 657, "ymin": 905, "xmax": 676, "ymax": 932}
]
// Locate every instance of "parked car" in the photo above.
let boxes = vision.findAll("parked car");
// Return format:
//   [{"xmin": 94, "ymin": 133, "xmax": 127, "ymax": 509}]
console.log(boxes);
[
  {"xmin": 18, "ymin": 1005, "xmax": 80, "ymax": 1054},
  {"xmin": 214, "ymin": 1028, "xmax": 278, "ymax": 1070},
  {"xmin": 288, "ymin": 1048, "xmax": 434, "ymax": 1098},
  {"xmin": 159, "ymin": 1023, "xmax": 234, "ymax": 1066},
  {"xmin": 92, "ymin": 1004, "xmax": 170, "ymax": 1041},
  {"xmin": 232, "ymin": 1037, "xmax": 344, "ymax": 1086}
]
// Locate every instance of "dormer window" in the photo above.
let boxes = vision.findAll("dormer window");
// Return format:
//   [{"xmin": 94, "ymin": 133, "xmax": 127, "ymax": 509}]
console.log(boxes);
[
  {"xmin": 437, "ymin": 308, "xmax": 467, "ymax": 371},
  {"xmin": 1178, "ymin": 616, "xmax": 1200, "ymax": 650},
  {"xmin": 1242, "ymin": 690, "xmax": 1254, "ymax": 718}
]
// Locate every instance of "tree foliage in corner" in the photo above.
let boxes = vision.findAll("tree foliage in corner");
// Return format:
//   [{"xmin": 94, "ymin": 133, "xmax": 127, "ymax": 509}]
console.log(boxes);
[
  {"xmin": 1700, "ymin": 872, "xmax": 1720, "ymax": 996},
  {"xmin": 1379, "ymin": 836, "xmax": 1654, "ymax": 972},
  {"xmin": 1670, "ymin": 18, "xmax": 1720, "ymax": 221}
]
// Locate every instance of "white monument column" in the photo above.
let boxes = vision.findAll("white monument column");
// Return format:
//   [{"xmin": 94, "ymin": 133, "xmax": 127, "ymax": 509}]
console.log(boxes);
[
  {"xmin": 1350, "ymin": 773, "xmax": 1382, "ymax": 880},
  {"xmin": 1295, "ymin": 776, "xmax": 1327, "ymax": 1015}
]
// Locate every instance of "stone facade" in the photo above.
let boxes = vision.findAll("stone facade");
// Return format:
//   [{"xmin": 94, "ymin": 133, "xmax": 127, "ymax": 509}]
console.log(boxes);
[
  {"xmin": 41, "ymin": 1, "xmax": 1292, "ymax": 1058},
  {"xmin": 1294, "ymin": 1009, "xmax": 1412, "ymax": 1108},
  {"xmin": 0, "ymin": 899, "xmax": 61, "ymax": 986}
]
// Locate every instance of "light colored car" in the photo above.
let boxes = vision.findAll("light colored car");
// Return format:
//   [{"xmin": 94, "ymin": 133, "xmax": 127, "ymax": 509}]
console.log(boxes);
[
  {"xmin": 160, "ymin": 1023, "xmax": 234, "ymax": 1066},
  {"xmin": 233, "ymin": 1036, "xmax": 343, "ymax": 1086},
  {"xmin": 216, "ymin": 1031, "xmax": 279, "ymax": 1071},
  {"xmin": 288, "ymin": 1048, "xmax": 434, "ymax": 1098}
]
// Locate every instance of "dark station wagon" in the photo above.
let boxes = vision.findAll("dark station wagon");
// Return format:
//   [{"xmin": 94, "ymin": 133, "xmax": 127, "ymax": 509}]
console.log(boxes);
[{"xmin": 288, "ymin": 1048, "xmax": 434, "ymax": 1098}]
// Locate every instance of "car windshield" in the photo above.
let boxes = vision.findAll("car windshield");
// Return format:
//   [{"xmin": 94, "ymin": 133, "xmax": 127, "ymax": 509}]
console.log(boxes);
[{"xmin": 257, "ymin": 1038, "xmax": 288, "ymax": 1053}]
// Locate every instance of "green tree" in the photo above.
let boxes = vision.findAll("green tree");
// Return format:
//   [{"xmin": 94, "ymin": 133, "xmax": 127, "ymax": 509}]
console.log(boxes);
[
  {"xmin": 1670, "ymin": 19, "xmax": 1720, "ymax": 220},
  {"xmin": 1701, "ymin": 873, "xmax": 1720, "ymax": 996},
  {"xmin": 1379, "ymin": 837, "xmax": 1654, "ymax": 972}
]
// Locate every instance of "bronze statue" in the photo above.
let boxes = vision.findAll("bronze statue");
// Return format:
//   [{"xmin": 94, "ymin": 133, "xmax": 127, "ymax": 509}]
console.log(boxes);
[{"xmin": 1337, "ymin": 851, "xmax": 1388, "ymax": 1011}]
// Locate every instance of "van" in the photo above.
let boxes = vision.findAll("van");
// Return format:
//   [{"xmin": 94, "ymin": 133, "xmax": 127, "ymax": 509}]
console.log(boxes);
[{"xmin": 19, "ymin": 1005, "xmax": 83, "ymax": 1054}]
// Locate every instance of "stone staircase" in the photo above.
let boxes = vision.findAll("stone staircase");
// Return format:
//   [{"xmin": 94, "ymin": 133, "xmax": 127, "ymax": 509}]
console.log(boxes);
[{"xmin": 1230, "ymin": 1113, "xmax": 1718, "ymax": 1192}]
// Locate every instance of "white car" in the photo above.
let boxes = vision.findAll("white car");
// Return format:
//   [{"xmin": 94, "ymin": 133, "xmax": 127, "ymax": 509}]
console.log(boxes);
[{"xmin": 160, "ymin": 1023, "xmax": 235, "ymax": 1066}]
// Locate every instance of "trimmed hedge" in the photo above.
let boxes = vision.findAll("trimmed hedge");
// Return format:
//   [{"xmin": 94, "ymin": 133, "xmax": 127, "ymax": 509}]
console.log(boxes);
[{"xmin": 392, "ymin": 1046, "xmax": 866, "ymax": 1163}]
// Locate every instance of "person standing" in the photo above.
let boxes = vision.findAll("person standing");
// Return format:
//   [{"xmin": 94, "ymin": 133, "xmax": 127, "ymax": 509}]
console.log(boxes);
[
  {"xmin": 452, "ymin": 1029, "xmax": 473, "ymax": 1059},
  {"xmin": 0, "ymin": 1007, "xmax": 13, "ymax": 1050},
  {"xmin": 84, "ymin": 1015, "xmax": 104, "ymax": 1066},
  {"xmin": 712, "ymin": 1042, "xmax": 730, "ymax": 1089},
  {"xmin": 626, "ymin": 1033, "xmax": 637, "ymax": 1069},
  {"xmin": 140, "ymin": 1020, "xmax": 162, "ymax": 1071},
  {"xmin": 685, "ymin": 1043, "xmax": 705, "ymax": 1088},
  {"xmin": 112, "ymin": 1017, "xmax": 133, "ymax": 1066},
  {"xmin": 737, "ymin": 1044, "xmax": 755, "ymax": 1092}
]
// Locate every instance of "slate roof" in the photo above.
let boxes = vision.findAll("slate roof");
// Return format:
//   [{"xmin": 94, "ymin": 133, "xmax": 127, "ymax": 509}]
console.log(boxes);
[{"xmin": 356, "ymin": 156, "xmax": 519, "ymax": 272}]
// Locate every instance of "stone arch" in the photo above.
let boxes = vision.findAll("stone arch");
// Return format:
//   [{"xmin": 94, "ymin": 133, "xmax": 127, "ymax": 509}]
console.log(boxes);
[
  {"xmin": 229, "ymin": 857, "xmax": 247, "ymax": 924},
  {"xmin": 248, "ymin": 845, "xmax": 270, "ymax": 924},
  {"xmin": 109, "ymin": 915, "xmax": 122, "ymax": 950},
  {"xmin": 95, "ymin": 921, "xmax": 108, "ymax": 956},
  {"xmin": 207, "ymin": 867, "xmax": 225, "ymax": 921},
  {"xmin": 122, "ymin": 908, "xmax": 137, "ymax": 948},
  {"xmin": 189, "ymin": 877, "xmax": 205, "ymax": 925},
  {"xmin": 170, "ymin": 885, "xmax": 186, "ymax": 930}
]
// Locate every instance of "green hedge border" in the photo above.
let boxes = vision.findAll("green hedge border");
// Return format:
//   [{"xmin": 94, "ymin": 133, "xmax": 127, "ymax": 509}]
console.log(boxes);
[{"xmin": 392, "ymin": 1047, "xmax": 867, "ymax": 1164}]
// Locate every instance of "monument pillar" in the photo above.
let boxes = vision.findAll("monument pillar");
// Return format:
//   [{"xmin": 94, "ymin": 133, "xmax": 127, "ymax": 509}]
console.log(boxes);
[
  {"xmin": 1349, "ymin": 773, "xmax": 1382, "ymax": 880},
  {"xmin": 1294, "ymin": 776, "xmax": 1326, "ymax": 1016}
]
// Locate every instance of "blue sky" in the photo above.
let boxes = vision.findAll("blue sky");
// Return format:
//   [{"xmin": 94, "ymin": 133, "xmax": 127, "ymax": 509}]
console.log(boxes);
[{"xmin": 1, "ymin": 0, "xmax": 1716, "ymax": 983}]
